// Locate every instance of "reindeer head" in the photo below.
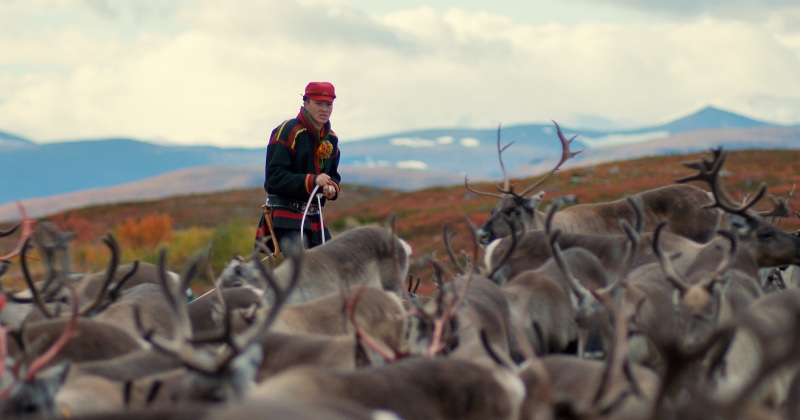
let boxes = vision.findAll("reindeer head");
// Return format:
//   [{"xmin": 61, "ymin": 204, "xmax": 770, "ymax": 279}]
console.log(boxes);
[
  {"xmin": 0, "ymin": 285, "xmax": 79, "ymax": 417},
  {"xmin": 651, "ymin": 221, "xmax": 739, "ymax": 352},
  {"xmin": 135, "ymin": 241, "xmax": 303, "ymax": 405},
  {"xmin": 477, "ymin": 192, "xmax": 546, "ymax": 246},
  {"xmin": 217, "ymin": 256, "xmax": 268, "ymax": 291}
]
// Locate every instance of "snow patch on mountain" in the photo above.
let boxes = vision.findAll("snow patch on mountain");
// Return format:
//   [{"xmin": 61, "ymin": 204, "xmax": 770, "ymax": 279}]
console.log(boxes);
[{"xmin": 578, "ymin": 131, "xmax": 669, "ymax": 148}]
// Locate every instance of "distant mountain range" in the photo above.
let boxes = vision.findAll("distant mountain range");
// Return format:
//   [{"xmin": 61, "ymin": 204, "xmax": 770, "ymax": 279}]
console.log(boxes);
[{"xmin": 1, "ymin": 105, "xmax": 799, "ymax": 222}]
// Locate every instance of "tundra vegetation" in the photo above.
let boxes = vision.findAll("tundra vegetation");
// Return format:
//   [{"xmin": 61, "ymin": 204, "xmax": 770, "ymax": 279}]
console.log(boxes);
[{"xmin": 1, "ymin": 139, "xmax": 800, "ymax": 418}]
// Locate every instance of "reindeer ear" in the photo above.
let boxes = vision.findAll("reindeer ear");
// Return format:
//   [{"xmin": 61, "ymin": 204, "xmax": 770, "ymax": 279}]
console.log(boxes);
[{"xmin": 524, "ymin": 191, "xmax": 546, "ymax": 210}]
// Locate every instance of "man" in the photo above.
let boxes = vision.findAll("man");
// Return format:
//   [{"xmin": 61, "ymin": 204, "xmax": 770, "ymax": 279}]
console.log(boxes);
[{"xmin": 256, "ymin": 81, "xmax": 341, "ymax": 253}]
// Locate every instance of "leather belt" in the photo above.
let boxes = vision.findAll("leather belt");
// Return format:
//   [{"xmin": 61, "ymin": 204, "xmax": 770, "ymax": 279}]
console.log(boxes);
[{"xmin": 267, "ymin": 195, "xmax": 321, "ymax": 215}]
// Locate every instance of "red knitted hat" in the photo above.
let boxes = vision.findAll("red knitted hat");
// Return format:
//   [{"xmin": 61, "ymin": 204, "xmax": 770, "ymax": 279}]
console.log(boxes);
[{"xmin": 304, "ymin": 82, "xmax": 336, "ymax": 102}]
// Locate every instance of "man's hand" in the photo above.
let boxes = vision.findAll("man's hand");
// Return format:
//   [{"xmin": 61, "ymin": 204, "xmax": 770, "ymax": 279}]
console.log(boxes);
[
  {"xmin": 315, "ymin": 174, "xmax": 332, "ymax": 188},
  {"xmin": 315, "ymin": 174, "xmax": 336, "ymax": 199}
]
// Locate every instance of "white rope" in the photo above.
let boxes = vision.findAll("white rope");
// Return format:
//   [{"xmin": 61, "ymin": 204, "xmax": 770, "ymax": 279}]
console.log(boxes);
[
  {"xmin": 316, "ymin": 191, "xmax": 326, "ymax": 246},
  {"xmin": 300, "ymin": 184, "xmax": 326, "ymax": 249}
]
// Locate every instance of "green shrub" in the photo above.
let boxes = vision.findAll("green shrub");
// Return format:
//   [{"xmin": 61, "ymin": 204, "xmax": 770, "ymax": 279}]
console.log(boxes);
[{"xmin": 208, "ymin": 220, "xmax": 255, "ymax": 273}]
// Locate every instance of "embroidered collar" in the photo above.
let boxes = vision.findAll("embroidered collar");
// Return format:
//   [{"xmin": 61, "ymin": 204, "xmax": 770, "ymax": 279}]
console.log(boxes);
[{"xmin": 298, "ymin": 107, "xmax": 333, "ymax": 167}]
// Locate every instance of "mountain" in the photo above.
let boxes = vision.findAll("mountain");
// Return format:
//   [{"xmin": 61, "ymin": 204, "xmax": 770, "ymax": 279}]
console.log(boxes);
[
  {"xmin": 1, "ymin": 105, "xmax": 799, "ymax": 221},
  {"xmin": 624, "ymin": 106, "xmax": 773, "ymax": 134},
  {"xmin": 338, "ymin": 105, "xmax": 799, "ymax": 180},
  {"xmin": 0, "ymin": 130, "xmax": 36, "ymax": 149},
  {"xmin": 0, "ymin": 138, "xmax": 264, "ymax": 205}
]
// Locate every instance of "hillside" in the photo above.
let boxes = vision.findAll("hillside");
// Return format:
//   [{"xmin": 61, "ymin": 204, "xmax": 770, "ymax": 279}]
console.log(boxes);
[
  {"xmin": 0, "ymin": 165, "xmax": 473, "ymax": 222},
  {"xmin": 3, "ymin": 148, "xmax": 800, "ymax": 294}
]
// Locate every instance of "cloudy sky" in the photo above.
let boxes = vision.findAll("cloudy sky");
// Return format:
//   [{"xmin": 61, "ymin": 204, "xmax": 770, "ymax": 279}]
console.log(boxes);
[{"xmin": 1, "ymin": 0, "xmax": 799, "ymax": 148}]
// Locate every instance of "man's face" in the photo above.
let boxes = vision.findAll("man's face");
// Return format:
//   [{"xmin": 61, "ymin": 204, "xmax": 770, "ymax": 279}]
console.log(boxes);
[{"xmin": 305, "ymin": 99, "xmax": 333, "ymax": 128}]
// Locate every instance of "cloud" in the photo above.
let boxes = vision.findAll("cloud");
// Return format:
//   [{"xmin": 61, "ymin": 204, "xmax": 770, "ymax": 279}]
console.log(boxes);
[
  {"xmin": 390, "ymin": 137, "xmax": 437, "ymax": 147},
  {"xmin": 459, "ymin": 137, "xmax": 480, "ymax": 147},
  {"xmin": 0, "ymin": 0, "xmax": 798, "ymax": 148},
  {"xmin": 579, "ymin": 0, "xmax": 800, "ymax": 26},
  {"xmin": 396, "ymin": 160, "xmax": 428, "ymax": 170}
]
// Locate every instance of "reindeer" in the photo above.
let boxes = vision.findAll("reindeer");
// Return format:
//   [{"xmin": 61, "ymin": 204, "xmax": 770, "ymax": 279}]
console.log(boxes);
[
  {"xmin": 0, "ymin": 285, "xmax": 80, "ymax": 417},
  {"xmin": 220, "ymin": 225, "xmax": 412, "ymax": 305},
  {"xmin": 425, "ymin": 272, "xmax": 524, "ymax": 365},
  {"xmin": 497, "ymin": 203, "xmax": 638, "ymax": 358},
  {"xmin": 190, "ymin": 248, "xmax": 410, "ymax": 358},
  {"xmin": 648, "ymin": 288, "xmax": 800, "ymax": 419},
  {"xmin": 653, "ymin": 148, "xmax": 800, "ymax": 323},
  {"xmin": 187, "ymin": 285, "xmax": 263, "ymax": 337},
  {"xmin": 485, "ymin": 195, "xmax": 656, "ymax": 285},
  {"xmin": 118, "ymin": 238, "xmax": 312, "ymax": 408},
  {"xmin": 3, "ymin": 223, "xmax": 153, "ymax": 327},
  {"xmin": 206, "ymin": 392, "xmax": 401, "ymax": 420},
  {"xmin": 4, "ymin": 229, "xmax": 152, "ymax": 368},
  {"xmin": 73, "ymin": 261, "xmax": 181, "ymax": 309},
  {"xmin": 709, "ymin": 287, "xmax": 800, "ymax": 410},
  {"xmin": 189, "ymin": 284, "xmax": 408, "ymax": 357},
  {"xmin": 467, "ymin": 121, "xmax": 721, "ymax": 246},
  {"xmin": 676, "ymin": 148, "xmax": 800, "ymax": 278},
  {"xmin": 402, "ymin": 220, "xmax": 525, "ymax": 365},
  {"xmin": 538, "ymin": 291, "xmax": 661, "ymax": 420},
  {"xmin": 57, "ymin": 325, "xmax": 378, "ymax": 415},
  {"xmin": 247, "ymin": 356, "xmax": 526, "ymax": 420},
  {"xmin": 271, "ymin": 286, "xmax": 408, "ymax": 353},
  {"xmin": 623, "ymin": 221, "xmax": 740, "ymax": 378}
]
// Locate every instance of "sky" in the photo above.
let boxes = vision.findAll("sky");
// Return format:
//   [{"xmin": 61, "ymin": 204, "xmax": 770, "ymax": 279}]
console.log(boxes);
[{"xmin": 1, "ymin": 0, "xmax": 799, "ymax": 148}]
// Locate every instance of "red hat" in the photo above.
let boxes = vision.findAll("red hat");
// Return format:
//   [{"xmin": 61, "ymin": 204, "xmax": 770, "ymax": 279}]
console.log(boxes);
[{"xmin": 304, "ymin": 82, "xmax": 336, "ymax": 103}]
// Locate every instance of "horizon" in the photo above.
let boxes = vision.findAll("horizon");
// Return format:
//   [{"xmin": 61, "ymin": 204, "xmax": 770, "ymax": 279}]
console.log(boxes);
[{"xmin": 1, "ymin": 104, "xmax": 789, "ymax": 148}]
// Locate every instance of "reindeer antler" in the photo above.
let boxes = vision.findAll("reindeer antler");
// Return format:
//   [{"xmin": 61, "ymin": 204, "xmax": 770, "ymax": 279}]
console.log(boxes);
[
  {"xmin": 486, "ymin": 215, "xmax": 519, "ymax": 284},
  {"xmin": 465, "ymin": 124, "xmax": 512, "ymax": 199},
  {"xmin": 78, "ymin": 234, "xmax": 120, "ymax": 316},
  {"xmin": 0, "ymin": 202, "xmax": 36, "ymax": 263},
  {"xmin": 18, "ymin": 236, "xmax": 55, "ymax": 318},
  {"xmin": 518, "ymin": 121, "xmax": 583, "ymax": 197},
  {"xmin": 591, "ymin": 292, "xmax": 644, "ymax": 413},
  {"xmin": 23, "ymin": 285, "xmax": 80, "ymax": 382},
  {"xmin": 652, "ymin": 221, "xmax": 689, "ymax": 294},
  {"xmin": 653, "ymin": 221, "xmax": 738, "ymax": 319},
  {"xmin": 465, "ymin": 121, "xmax": 583, "ymax": 199},
  {"xmin": 342, "ymin": 283, "xmax": 398, "ymax": 362},
  {"xmin": 694, "ymin": 230, "xmax": 738, "ymax": 292},
  {"xmin": 548, "ymin": 229, "xmax": 594, "ymax": 306},
  {"xmin": 677, "ymin": 148, "xmax": 766, "ymax": 217},
  {"xmin": 443, "ymin": 222, "xmax": 466, "ymax": 275}
]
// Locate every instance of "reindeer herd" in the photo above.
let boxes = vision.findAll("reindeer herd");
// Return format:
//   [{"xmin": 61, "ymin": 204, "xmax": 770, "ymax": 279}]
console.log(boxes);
[{"xmin": 2, "ymin": 123, "xmax": 800, "ymax": 419}]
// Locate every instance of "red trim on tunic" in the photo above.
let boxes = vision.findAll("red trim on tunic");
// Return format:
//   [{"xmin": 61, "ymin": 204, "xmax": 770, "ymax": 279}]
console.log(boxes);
[
  {"xmin": 305, "ymin": 174, "xmax": 315, "ymax": 194},
  {"xmin": 273, "ymin": 209, "xmax": 325, "ymax": 230}
]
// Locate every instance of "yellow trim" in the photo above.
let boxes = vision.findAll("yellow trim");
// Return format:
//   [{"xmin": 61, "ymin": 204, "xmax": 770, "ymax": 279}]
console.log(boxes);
[
  {"xmin": 274, "ymin": 120, "xmax": 290, "ymax": 143},
  {"xmin": 290, "ymin": 128, "xmax": 306, "ymax": 150}
]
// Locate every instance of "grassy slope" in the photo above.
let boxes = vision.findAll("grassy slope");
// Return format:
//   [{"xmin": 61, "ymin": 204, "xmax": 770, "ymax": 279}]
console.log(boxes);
[{"xmin": 3, "ymin": 149, "xmax": 800, "ymax": 295}]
